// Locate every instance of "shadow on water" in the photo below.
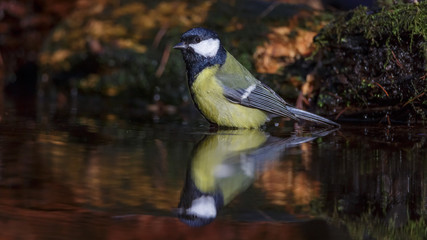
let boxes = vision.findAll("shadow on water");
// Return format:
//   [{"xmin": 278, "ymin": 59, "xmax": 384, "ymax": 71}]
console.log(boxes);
[{"xmin": 0, "ymin": 96, "xmax": 425, "ymax": 239}]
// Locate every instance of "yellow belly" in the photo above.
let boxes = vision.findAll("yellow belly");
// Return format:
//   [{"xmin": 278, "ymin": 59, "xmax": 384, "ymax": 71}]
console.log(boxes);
[
  {"xmin": 191, "ymin": 67, "xmax": 268, "ymax": 128},
  {"xmin": 191, "ymin": 129, "xmax": 268, "ymax": 196}
]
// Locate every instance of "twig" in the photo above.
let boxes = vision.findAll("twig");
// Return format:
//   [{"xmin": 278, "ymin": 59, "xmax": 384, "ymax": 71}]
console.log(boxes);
[
  {"xmin": 256, "ymin": 209, "xmax": 275, "ymax": 221},
  {"xmin": 335, "ymin": 107, "xmax": 347, "ymax": 120},
  {"xmin": 258, "ymin": 1, "xmax": 280, "ymax": 19},
  {"xmin": 390, "ymin": 50, "xmax": 403, "ymax": 69},
  {"xmin": 0, "ymin": 51, "xmax": 3, "ymax": 67},
  {"xmin": 332, "ymin": 105, "xmax": 401, "ymax": 116},
  {"xmin": 386, "ymin": 114, "xmax": 391, "ymax": 126},
  {"xmin": 296, "ymin": 92, "xmax": 310, "ymax": 109},
  {"xmin": 155, "ymin": 44, "xmax": 171, "ymax": 78},
  {"xmin": 153, "ymin": 25, "xmax": 169, "ymax": 49},
  {"xmin": 402, "ymin": 91, "xmax": 425, "ymax": 107},
  {"xmin": 373, "ymin": 81, "xmax": 389, "ymax": 97}
]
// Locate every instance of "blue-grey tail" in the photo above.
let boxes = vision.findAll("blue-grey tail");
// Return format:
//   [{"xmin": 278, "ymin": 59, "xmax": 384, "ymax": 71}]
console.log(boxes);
[{"xmin": 288, "ymin": 107, "xmax": 340, "ymax": 127}]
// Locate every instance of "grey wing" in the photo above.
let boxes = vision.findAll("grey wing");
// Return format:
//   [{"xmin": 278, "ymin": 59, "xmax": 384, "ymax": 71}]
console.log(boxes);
[
  {"xmin": 216, "ymin": 59, "xmax": 340, "ymax": 126},
  {"xmin": 222, "ymin": 81, "xmax": 299, "ymax": 121}
]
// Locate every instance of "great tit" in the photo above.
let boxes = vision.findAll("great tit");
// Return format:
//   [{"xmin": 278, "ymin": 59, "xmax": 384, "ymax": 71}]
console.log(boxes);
[
  {"xmin": 174, "ymin": 27, "xmax": 339, "ymax": 128},
  {"xmin": 176, "ymin": 129, "xmax": 267, "ymax": 227},
  {"xmin": 176, "ymin": 128, "xmax": 338, "ymax": 227}
]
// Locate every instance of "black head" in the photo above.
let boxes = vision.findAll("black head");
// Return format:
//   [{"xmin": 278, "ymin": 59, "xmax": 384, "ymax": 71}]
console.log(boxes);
[
  {"xmin": 174, "ymin": 161, "xmax": 224, "ymax": 227},
  {"xmin": 174, "ymin": 27, "xmax": 226, "ymax": 82},
  {"xmin": 179, "ymin": 27, "xmax": 219, "ymax": 45}
]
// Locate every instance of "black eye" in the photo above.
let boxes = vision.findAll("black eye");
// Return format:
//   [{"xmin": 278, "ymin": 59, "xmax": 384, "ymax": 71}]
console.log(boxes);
[{"xmin": 194, "ymin": 36, "xmax": 201, "ymax": 43}]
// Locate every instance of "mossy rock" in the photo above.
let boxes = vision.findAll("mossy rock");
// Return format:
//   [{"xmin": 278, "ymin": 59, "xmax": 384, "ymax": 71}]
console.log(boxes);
[{"xmin": 312, "ymin": 2, "xmax": 427, "ymax": 124}]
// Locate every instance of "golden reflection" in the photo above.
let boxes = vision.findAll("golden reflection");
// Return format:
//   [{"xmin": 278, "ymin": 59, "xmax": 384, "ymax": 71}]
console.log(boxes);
[
  {"xmin": 257, "ymin": 140, "xmax": 321, "ymax": 213},
  {"xmin": 176, "ymin": 128, "xmax": 336, "ymax": 227},
  {"xmin": 36, "ymin": 129, "xmax": 184, "ymax": 211},
  {"xmin": 258, "ymin": 162, "xmax": 321, "ymax": 212}
]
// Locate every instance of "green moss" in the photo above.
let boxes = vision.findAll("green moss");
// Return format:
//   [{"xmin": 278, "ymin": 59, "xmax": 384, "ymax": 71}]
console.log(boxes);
[
  {"xmin": 316, "ymin": 2, "xmax": 427, "ymax": 74},
  {"xmin": 331, "ymin": 213, "xmax": 427, "ymax": 240},
  {"xmin": 312, "ymin": 2, "xmax": 427, "ymax": 123},
  {"xmin": 318, "ymin": 2, "xmax": 427, "ymax": 51}
]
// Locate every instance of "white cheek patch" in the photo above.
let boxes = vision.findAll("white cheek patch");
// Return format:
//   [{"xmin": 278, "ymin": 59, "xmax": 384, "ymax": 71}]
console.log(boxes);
[
  {"xmin": 186, "ymin": 196, "xmax": 217, "ymax": 218},
  {"xmin": 189, "ymin": 38, "xmax": 220, "ymax": 58}
]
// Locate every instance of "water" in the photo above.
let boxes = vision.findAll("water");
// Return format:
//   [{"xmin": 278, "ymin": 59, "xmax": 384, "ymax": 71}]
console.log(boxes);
[{"xmin": 0, "ymin": 97, "xmax": 426, "ymax": 240}]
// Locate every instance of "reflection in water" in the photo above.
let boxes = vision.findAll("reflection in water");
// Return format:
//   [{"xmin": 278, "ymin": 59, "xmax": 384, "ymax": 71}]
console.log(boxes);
[
  {"xmin": 0, "ymin": 95, "xmax": 425, "ymax": 239},
  {"xmin": 176, "ymin": 128, "xmax": 336, "ymax": 227}
]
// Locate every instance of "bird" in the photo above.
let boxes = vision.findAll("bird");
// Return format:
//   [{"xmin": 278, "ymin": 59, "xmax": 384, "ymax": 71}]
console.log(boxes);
[
  {"xmin": 176, "ymin": 129, "xmax": 267, "ymax": 227},
  {"xmin": 173, "ymin": 27, "xmax": 339, "ymax": 128},
  {"xmin": 176, "ymin": 128, "xmax": 338, "ymax": 227}
]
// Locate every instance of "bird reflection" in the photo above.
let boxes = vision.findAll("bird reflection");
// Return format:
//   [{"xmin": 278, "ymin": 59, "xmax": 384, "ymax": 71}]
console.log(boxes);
[{"xmin": 176, "ymin": 128, "xmax": 336, "ymax": 227}]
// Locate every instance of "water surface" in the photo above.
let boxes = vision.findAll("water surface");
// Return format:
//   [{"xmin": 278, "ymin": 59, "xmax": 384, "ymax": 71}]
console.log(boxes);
[{"xmin": 0, "ymin": 97, "xmax": 425, "ymax": 239}]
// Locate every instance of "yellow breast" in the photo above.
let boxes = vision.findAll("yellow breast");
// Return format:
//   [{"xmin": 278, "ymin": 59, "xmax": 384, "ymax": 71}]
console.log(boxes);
[
  {"xmin": 191, "ymin": 129, "xmax": 268, "ymax": 197},
  {"xmin": 191, "ymin": 66, "xmax": 268, "ymax": 128}
]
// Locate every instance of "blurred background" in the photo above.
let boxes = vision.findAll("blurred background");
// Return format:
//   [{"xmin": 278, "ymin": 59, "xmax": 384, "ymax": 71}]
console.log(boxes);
[{"xmin": 1, "ymin": 0, "xmax": 425, "ymax": 123}]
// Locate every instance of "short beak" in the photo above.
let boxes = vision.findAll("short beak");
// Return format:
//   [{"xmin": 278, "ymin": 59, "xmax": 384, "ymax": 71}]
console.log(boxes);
[{"xmin": 173, "ymin": 42, "xmax": 187, "ymax": 49}]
